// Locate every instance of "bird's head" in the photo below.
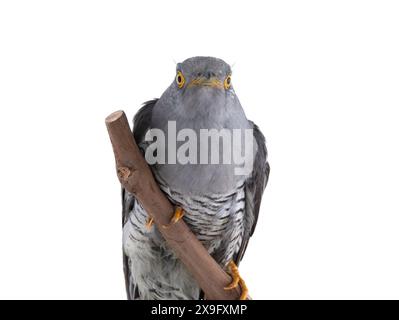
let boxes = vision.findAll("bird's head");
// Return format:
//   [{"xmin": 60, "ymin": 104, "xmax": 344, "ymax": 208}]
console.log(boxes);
[
  {"xmin": 153, "ymin": 56, "xmax": 247, "ymax": 129},
  {"xmin": 175, "ymin": 56, "xmax": 232, "ymax": 91},
  {"xmin": 168, "ymin": 57, "xmax": 235, "ymax": 120}
]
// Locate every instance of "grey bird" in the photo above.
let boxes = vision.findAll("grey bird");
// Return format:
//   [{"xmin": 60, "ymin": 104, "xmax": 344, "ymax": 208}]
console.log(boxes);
[{"xmin": 122, "ymin": 56, "xmax": 270, "ymax": 300}]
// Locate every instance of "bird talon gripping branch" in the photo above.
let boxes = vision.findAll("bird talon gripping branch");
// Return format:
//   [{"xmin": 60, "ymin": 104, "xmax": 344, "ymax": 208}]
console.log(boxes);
[
  {"xmin": 162, "ymin": 207, "xmax": 185, "ymax": 229},
  {"xmin": 145, "ymin": 216, "xmax": 154, "ymax": 230},
  {"xmin": 224, "ymin": 260, "xmax": 249, "ymax": 300}
]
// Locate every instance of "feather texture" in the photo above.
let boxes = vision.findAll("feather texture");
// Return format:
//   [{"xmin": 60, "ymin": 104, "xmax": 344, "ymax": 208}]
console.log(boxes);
[{"xmin": 121, "ymin": 57, "xmax": 270, "ymax": 300}]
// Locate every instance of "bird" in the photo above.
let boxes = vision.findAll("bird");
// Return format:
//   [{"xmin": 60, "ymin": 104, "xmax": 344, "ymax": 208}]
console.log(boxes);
[{"xmin": 122, "ymin": 56, "xmax": 270, "ymax": 300}]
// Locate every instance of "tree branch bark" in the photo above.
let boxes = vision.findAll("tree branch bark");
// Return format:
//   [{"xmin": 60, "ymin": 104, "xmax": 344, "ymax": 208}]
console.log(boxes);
[{"xmin": 105, "ymin": 110, "xmax": 243, "ymax": 300}]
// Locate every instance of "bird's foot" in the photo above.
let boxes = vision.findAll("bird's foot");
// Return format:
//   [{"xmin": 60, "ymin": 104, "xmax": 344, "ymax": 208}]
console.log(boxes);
[
  {"xmin": 162, "ymin": 207, "xmax": 185, "ymax": 228},
  {"xmin": 146, "ymin": 207, "xmax": 184, "ymax": 230},
  {"xmin": 224, "ymin": 260, "xmax": 248, "ymax": 300},
  {"xmin": 145, "ymin": 216, "xmax": 154, "ymax": 230}
]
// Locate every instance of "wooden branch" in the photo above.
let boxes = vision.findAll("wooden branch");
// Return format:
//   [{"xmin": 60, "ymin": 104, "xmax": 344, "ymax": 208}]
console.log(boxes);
[{"xmin": 105, "ymin": 110, "xmax": 243, "ymax": 300}]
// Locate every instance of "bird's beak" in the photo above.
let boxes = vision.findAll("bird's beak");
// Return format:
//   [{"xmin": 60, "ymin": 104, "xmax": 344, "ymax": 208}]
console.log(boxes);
[{"xmin": 188, "ymin": 77, "xmax": 224, "ymax": 89}]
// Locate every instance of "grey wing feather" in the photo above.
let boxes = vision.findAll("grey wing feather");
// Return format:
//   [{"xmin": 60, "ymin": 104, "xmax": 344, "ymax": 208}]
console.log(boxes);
[
  {"xmin": 122, "ymin": 99, "xmax": 157, "ymax": 300},
  {"xmin": 132, "ymin": 99, "xmax": 157, "ymax": 143},
  {"xmin": 235, "ymin": 121, "xmax": 270, "ymax": 264}
]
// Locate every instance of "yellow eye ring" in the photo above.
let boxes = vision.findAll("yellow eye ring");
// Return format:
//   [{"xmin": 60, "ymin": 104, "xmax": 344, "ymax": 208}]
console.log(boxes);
[
  {"xmin": 176, "ymin": 71, "xmax": 185, "ymax": 88},
  {"xmin": 224, "ymin": 74, "xmax": 232, "ymax": 90}
]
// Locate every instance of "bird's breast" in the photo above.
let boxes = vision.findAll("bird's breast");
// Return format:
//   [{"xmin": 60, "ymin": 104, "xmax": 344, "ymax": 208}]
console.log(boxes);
[{"xmin": 154, "ymin": 171, "xmax": 246, "ymax": 254}]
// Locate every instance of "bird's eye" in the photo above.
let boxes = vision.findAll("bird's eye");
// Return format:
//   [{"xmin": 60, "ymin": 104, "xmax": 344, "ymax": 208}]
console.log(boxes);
[
  {"xmin": 176, "ymin": 71, "xmax": 185, "ymax": 89},
  {"xmin": 224, "ymin": 74, "xmax": 232, "ymax": 90}
]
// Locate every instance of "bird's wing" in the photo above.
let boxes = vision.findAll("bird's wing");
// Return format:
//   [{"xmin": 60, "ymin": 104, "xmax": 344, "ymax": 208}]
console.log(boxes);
[
  {"xmin": 235, "ymin": 121, "xmax": 270, "ymax": 265},
  {"xmin": 122, "ymin": 99, "xmax": 157, "ymax": 300}
]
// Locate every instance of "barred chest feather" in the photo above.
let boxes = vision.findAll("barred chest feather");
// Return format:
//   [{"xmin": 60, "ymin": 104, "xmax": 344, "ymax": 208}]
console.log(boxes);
[
  {"xmin": 156, "ymin": 173, "xmax": 246, "ymax": 263},
  {"xmin": 123, "ymin": 172, "xmax": 247, "ymax": 300},
  {"xmin": 124, "ymin": 172, "xmax": 246, "ymax": 268}
]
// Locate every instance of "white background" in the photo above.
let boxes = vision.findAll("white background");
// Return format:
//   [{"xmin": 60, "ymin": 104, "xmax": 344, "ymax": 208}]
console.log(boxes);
[{"xmin": 0, "ymin": 0, "xmax": 398, "ymax": 299}]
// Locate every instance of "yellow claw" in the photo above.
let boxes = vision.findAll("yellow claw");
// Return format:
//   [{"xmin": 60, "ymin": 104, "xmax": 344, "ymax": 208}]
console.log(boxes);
[
  {"xmin": 162, "ymin": 207, "xmax": 185, "ymax": 228},
  {"xmin": 224, "ymin": 261, "xmax": 240, "ymax": 290},
  {"xmin": 238, "ymin": 278, "xmax": 248, "ymax": 300},
  {"xmin": 224, "ymin": 260, "xmax": 249, "ymax": 300},
  {"xmin": 145, "ymin": 216, "xmax": 154, "ymax": 230}
]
